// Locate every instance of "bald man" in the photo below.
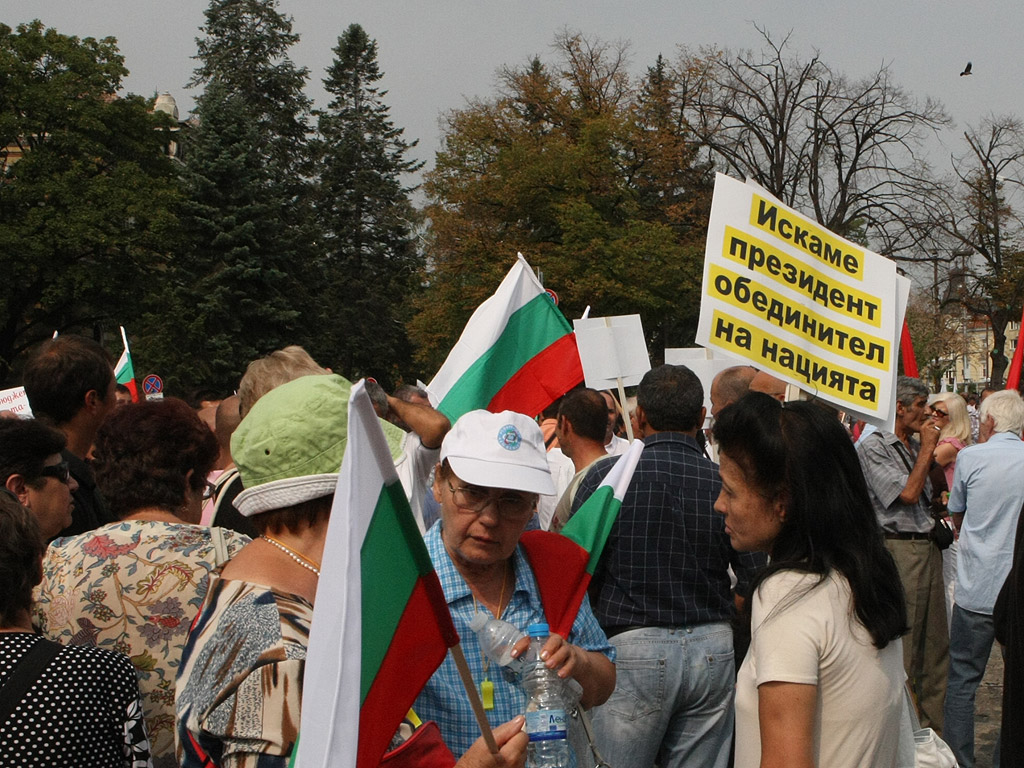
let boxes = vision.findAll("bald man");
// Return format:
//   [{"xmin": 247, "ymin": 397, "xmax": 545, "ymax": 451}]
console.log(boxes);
[{"xmin": 710, "ymin": 366, "xmax": 757, "ymax": 417}]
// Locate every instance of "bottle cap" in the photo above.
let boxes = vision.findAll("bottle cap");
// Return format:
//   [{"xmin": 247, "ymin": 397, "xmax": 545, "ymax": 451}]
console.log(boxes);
[
  {"xmin": 527, "ymin": 622, "xmax": 549, "ymax": 637},
  {"xmin": 469, "ymin": 613, "xmax": 489, "ymax": 632}
]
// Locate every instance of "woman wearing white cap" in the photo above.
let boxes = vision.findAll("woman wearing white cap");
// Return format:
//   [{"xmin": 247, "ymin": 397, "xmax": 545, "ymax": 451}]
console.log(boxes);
[
  {"xmin": 176, "ymin": 377, "xmax": 528, "ymax": 768},
  {"xmin": 414, "ymin": 409, "xmax": 616, "ymax": 759}
]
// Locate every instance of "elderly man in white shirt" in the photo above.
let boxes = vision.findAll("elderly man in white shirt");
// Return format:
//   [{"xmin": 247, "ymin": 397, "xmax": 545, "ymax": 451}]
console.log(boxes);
[{"xmin": 945, "ymin": 389, "xmax": 1024, "ymax": 768}]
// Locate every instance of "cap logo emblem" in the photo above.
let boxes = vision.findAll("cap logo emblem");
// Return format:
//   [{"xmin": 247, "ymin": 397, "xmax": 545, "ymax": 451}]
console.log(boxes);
[{"xmin": 497, "ymin": 424, "xmax": 522, "ymax": 451}]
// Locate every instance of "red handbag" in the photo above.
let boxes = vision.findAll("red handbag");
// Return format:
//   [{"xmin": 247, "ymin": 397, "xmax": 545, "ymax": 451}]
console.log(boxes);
[{"xmin": 379, "ymin": 721, "xmax": 457, "ymax": 768}]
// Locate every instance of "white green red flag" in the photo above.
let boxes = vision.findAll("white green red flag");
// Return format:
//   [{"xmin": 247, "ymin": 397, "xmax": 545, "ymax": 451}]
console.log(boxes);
[
  {"xmin": 294, "ymin": 380, "xmax": 459, "ymax": 768},
  {"xmin": 520, "ymin": 438, "xmax": 644, "ymax": 638},
  {"xmin": 427, "ymin": 254, "xmax": 583, "ymax": 422},
  {"xmin": 114, "ymin": 326, "xmax": 138, "ymax": 402}
]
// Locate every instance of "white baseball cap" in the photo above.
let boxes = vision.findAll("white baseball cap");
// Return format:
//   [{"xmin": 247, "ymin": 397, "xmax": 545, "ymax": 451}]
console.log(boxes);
[{"xmin": 440, "ymin": 410, "xmax": 555, "ymax": 495}]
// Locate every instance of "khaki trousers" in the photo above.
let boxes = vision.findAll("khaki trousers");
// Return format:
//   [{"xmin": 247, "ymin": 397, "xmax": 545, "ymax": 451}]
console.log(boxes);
[{"xmin": 886, "ymin": 537, "xmax": 950, "ymax": 735}]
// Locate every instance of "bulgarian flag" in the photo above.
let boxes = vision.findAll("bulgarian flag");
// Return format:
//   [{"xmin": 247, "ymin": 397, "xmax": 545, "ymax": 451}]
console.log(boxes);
[
  {"xmin": 114, "ymin": 326, "xmax": 139, "ymax": 402},
  {"xmin": 427, "ymin": 254, "xmax": 583, "ymax": 422},
  {"xmin": 520, "ymin": 439, "xmax": 644, "ymax": 638},
  {"xmin": 294, "ymin": 380, "xmax": 459, "ymax": 768}
]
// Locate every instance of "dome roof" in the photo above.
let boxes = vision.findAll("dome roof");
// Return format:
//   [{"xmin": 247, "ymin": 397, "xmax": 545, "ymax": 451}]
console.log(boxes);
[{"xmin": 153, "ymin": 92, "xmax": 179, "ymax": 120}]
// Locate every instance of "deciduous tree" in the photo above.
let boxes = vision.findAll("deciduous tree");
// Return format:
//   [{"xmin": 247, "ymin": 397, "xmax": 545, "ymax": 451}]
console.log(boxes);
[
  {"xmin": 411, "ymin": 32, "xmax": 712, "ymax": 373},
  {"xmin": 924, "ymin": 117, "xmax": 1024, "ymax": 388},
  {"xmin": 0, "ymin": 21, "xmax": 181, "ymax": 385},
  {"xmin": 680, "ymin": 28, "xmax": 948, "ymax": 255}
]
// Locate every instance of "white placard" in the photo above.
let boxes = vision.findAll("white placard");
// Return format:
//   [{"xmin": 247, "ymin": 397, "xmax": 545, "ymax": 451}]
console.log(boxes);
[
  {"xmin": 573, "ymin": 314, "xmax": 651, "ymax": 388},
  {"xmin": 0, "ymin": 386, "xmax": 32, "ymax": 417},
  {"xmin": 665, "ymin": 347, "xmax": 739, "ymax": 422}
]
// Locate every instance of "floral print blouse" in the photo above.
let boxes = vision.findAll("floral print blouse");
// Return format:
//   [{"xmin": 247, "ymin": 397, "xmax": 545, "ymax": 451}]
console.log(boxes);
[{"xmin": 33, "ymin": 520, "xmax": 249, "ymax": 768}]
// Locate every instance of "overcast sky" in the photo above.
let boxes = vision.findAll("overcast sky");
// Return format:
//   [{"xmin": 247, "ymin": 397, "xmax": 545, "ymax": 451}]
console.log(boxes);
[{"xmin": 6, "ymin": 0, "xmax": 1023, "ymax": 181}]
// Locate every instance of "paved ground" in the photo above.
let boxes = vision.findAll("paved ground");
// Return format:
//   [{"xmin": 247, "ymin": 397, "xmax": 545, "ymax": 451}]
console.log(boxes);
[{"xmin": 974, "ymin": 644, "xmax": 1003, "ymax": 768}]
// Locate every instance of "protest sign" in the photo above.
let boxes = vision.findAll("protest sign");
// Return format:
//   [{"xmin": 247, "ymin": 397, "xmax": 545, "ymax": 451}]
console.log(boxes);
[
  {"xmin": 696, "ymin": 174, "xmax": 902, "ymax": 421},
  {"xmin": 574, "ymin": 314, "xmax": 650, "ymax": 441},
  {"xmin": 0, "ymin": 386, "xmax": 32, "ymax": 417},
  {"xmin": 573, "ymin": 314, "xmax": 650, "ymax": 389}
]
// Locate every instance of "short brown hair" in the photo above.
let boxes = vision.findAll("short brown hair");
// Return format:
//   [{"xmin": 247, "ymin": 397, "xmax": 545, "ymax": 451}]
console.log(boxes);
[
  {"xmin": 22, "ymin": 336, "xmax": 114, "ymax": 425},
  {"xmin": 251, "ymin": 495, "xmax": 333, "ymax": 537},
  {"xmin": 93, "ymin": 398, "xmax": 219, "ymax": 519}
]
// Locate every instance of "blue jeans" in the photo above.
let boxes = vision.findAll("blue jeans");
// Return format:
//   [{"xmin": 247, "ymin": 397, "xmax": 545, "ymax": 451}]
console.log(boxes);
[
  {"xmin": 944, "ymin": 604, "xmax": 1001, "ymax": 768},
  {"xmin": 590, "ymin": 624, "xmax": 734, "ymax": 768}
]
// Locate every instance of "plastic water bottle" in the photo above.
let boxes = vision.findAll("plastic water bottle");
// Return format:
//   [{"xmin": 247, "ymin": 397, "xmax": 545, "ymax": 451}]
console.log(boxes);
[
  {"xmin": 469, "ymin": 613, "xmax": 526, "ymax": 674},
  {"xmin": 522, "ymin": 623, "xmax": 571, "ymax": 768}
]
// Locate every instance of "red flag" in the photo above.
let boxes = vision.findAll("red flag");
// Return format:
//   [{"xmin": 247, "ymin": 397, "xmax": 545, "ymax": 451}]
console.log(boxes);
[
  {"xmin": 519, "ymin": 441, "xmax": 644, "ymax": 638},
  {"xmin": 900, "ymin": 319, "xmax": 919, "ymax": 378},
  {"xmin": 1007, "ymin": 306, "xmax": 1024, "ymax": 391}
]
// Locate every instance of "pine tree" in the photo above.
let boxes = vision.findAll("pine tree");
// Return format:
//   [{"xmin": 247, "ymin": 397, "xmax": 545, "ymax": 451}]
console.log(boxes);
[
  {"xmin": 310, "ymin": 24, "xmax": 424, "ymax": 388},
  {"xmin": 190, "ymin": 0, "xmax": 312, "ymax": 177},
  {"xmin": 138, "ymin": 0, "xmax": 317, "ymax": 394},
  {"xmin": 138, "ymin": 82, "xmax": 300, "ymax": 394}
]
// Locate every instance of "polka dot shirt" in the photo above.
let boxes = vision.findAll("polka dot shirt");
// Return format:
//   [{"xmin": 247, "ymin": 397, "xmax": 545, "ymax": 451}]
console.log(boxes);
[{"xmin": 0, "ymin": 633, "xmax": 152, "ymax": 767}]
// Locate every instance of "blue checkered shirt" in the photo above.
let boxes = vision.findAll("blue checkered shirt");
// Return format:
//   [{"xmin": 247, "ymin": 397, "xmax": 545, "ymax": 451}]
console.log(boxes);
[
  {"xmin": 572, "ymin": 431, "xmax": 767, "ymax": 630},
  {"xmin": 412, "ymin": 524, "xmax": 614, "ymax": 758}
]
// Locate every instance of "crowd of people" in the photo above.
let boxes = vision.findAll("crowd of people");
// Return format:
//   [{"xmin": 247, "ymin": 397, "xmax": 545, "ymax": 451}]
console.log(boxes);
[{"xmin": 1, "ymin": 333, "xmax": 1022, "ymax": 768}]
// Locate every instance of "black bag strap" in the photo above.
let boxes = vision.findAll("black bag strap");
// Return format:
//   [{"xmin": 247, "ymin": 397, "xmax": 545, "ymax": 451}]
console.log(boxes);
[
  {"xmin": 888, "ymin": 437, "xmax": 931, "ymax": 507},
  {"xmin": 0, "ymin": 637, "xmax": 61, "ymax": 723}
]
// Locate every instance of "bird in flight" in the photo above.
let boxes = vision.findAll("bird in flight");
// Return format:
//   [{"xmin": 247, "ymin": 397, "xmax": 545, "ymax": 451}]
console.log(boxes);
[{"xmin": 960, "ymin": 62, "xmax": 973, "ymax": 77}]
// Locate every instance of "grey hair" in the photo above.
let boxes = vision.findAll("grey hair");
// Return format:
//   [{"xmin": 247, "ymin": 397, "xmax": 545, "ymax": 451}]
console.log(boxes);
[
  {"xmin": 238, "ymin": 346, "xmax": 329, "ymax": 418},
  {"xmin": 895, "ymin": 376, "xmax": 929, "ymax": 408},
  {"xmin": 980, "ymin": 390, "xmax": 1024, "ymax": 437}
]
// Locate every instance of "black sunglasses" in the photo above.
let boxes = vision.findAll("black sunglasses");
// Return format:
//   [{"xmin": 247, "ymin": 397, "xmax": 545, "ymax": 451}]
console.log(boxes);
[{"xmin": 38, "ymin": 461, "xmax": 70, "ymax": 484}]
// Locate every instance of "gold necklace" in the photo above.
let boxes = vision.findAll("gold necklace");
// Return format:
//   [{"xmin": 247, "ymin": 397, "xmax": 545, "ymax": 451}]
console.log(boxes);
[
  {"xmin": 471, "ymin": 562, "xmax": 509, "ymax": 711},
  {"xmin": 261, "ymin": 535, "xmax": 321, "ymax": 576}
]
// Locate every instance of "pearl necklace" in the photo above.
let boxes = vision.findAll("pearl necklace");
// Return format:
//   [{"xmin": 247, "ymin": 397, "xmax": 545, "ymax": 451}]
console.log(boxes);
[{"xmin": 261, "ymin": 535, "xmax": 321, "ymax": 576}]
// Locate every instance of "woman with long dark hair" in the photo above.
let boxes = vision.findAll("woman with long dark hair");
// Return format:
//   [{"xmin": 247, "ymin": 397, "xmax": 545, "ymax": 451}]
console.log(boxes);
[{"xmin": 713, "ymin": 394, "xmax": 908, "ymax": 768}]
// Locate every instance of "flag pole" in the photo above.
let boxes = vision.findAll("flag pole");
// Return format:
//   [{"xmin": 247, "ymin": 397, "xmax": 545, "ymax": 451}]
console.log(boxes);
[{"xmin": 449, "ymin": 642, "xmax": 499, "ymax": 754}]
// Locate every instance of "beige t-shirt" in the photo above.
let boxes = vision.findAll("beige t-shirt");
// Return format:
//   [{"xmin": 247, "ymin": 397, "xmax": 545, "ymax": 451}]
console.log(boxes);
[{"xmin": 735, "ymin": 570, "xmax": 904, "ymax": 768}]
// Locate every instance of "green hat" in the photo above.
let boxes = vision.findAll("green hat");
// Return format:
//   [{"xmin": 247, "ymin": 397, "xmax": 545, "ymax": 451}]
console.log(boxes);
[
  {"xmin": 232, "ymin": 374, "xmax": 352, "ymax": 517},
  {"xmin": 231, "ymin": 374, "xmax": 408, "ymax": 517}
]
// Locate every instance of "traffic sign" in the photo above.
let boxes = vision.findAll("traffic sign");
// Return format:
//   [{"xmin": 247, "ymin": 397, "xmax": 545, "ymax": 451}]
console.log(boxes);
[{"xmin": 143, "ymin": 374, "xmax": 163, "ymax": 396}]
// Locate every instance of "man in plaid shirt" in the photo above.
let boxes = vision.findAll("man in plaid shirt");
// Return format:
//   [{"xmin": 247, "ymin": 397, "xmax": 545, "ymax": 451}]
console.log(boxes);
[{"xmin": 572, "ymin": 364, "xmax": 766, "ymax": 768}]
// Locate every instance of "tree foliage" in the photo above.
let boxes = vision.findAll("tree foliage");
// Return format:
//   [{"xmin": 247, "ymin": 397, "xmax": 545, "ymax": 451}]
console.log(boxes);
[
  {"xmin": 308, "ymin": 24, "xmax": 424, "ymax": 389},
  {"xmin": 411, "ymin": 32, "xmax": 713, "ymax": 374},
  {"xmin": 680, "ymin": 28, "xmax": 948, "ymax": 254},
  {"xmin": 139, "ymin": 0, "xmax": 316, "ymax": 394},
  {"xmin": 924, "ymin": 116, "xmax": 1024, "ymax": 388},
  {"xmin": 0, "ymin": 20, "xmax": 182, "ymax": 385},
  {"xmin": 190, "ymin": 0, "xmax": 311, "ymax": 177},
  {"xmin": 904, "ymin": 289, "xmax": 966, "ymax": 389},
  {"xmin": 136, "ymin": 82, "xmax": 302, "ymax": 394}
]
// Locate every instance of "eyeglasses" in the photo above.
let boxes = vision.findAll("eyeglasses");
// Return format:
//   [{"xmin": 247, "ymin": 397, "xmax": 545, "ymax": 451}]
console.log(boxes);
[
  {"xmin": 930, "ymin": 407, "xmax": 949, "ymax": 418},
  {"xmin": 446, "ymin": 480, "xmax": 536, "ymax": 518},
  {"xmin": 38, "ymin": 461, "xmax": 70, "ymax": 484}
]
